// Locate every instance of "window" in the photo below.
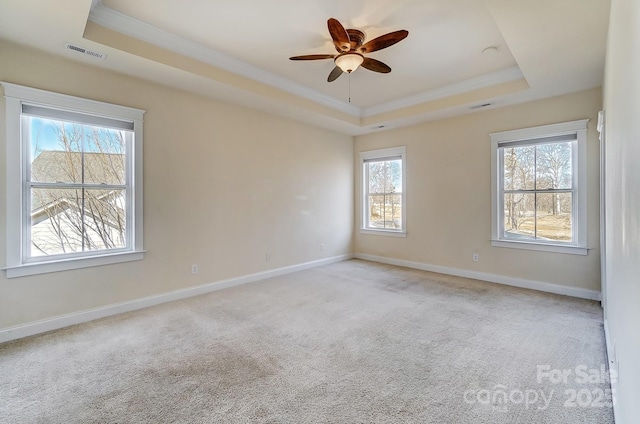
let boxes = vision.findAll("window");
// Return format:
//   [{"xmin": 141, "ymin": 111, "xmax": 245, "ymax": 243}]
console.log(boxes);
[
  {"xmin": 2, "ymin": 82, "xmax": 145, "ymax": 277},
  {"xmin": 360, "ymin": 146, "xmax": 406, "ymax": 236},
  {"xmin": 490, "ymin": 120, "xmax": 588, "ymax": 255}
]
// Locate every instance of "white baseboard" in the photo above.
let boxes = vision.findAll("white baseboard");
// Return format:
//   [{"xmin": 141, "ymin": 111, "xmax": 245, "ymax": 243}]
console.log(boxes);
[
  {"xmin": 354, "ymin": 253, "xmax": 601, "ymax": 301},
  {"xmin": 0, "ymin": 254, "xmax": 353, "ymax": 344},
  {"xmin": 603, "ymin": 318, "xmax": 621, "ymax": 423}
]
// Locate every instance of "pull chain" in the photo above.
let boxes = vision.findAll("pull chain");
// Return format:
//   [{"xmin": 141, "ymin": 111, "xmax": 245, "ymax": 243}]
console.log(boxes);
[{"xmin": 348, "ymin": 72, "xmax": 351, "ymax": 103}]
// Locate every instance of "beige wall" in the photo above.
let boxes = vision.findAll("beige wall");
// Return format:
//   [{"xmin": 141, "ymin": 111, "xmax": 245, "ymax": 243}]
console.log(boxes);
[
  {"xmin": 603, "ymin": 0, "xmax": 640, "ymax": 422},
  {"xmin": 0, "ymin": 41, "xmax": 354, "ymax": 329},
  {"xmin": 0, "ymin": 38, "xmax": 607, "ymax": 337},
  {"xmin": 355, "ymin": 88, "xmax": 602, "ymax": 292}
]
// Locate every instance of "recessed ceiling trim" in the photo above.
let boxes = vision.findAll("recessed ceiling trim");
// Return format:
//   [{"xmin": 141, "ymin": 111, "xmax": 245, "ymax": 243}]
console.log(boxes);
[
  {"xmin": 361, "ymin": 66, "xmax": 524, "ymax": 117},
  {"xmin": 88, "ymin": 2, "xmax": 360, "ymax": 117},
  {"xmin": 87, "ymin": 3, "xmax": 527, "ymax": 124}
]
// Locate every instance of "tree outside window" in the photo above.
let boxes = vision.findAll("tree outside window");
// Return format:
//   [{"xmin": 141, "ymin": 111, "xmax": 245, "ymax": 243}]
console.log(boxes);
[
  {"xmin": 360, "ymin": 146, "xmax": 406, "ymax": 235},
  {"xmin": 502, "ymin": 141, "xmax": 573, "ymax": 242},
  {"xmin": 29, "ymin": 117, "xmax": 129, "ymax": 257},
  {"xmin": 490, "ymin": 119, "xmax": 588, "ymax": 255}
]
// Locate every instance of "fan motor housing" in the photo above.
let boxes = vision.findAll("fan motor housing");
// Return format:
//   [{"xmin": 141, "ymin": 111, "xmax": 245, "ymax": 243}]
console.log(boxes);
[{"xmin": 346, "ymin": 29, "xmax": 365, "ymax": 50}]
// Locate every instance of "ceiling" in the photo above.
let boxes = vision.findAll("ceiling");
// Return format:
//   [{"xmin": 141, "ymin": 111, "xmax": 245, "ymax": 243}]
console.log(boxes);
[{"xmin": 0, "ymin": 0, "xmax": 610, "ymax": 135}]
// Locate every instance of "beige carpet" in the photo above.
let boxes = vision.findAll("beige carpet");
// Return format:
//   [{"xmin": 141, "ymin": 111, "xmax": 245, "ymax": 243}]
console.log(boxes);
[{"xmin": 0, "ymin": 259, "xmax": 614, "ymax": 423}]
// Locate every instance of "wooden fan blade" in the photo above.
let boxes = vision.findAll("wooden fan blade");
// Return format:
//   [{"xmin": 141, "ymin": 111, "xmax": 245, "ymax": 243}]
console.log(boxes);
[
  {"xmin": 361, "ymin": 57, "xmax": 392, "ymax": 73},
  {"xmin": 358, "ymin": 30, "xmax": 409, "ymax": 54},
  {"xmin": 289, "ymin": 54, "xmax": 336, "ymax": 61},
  {"xmin": 327, "ymin": 66, "xmax": 344, "ymax": 82},
  {"xmin": 328, "ymin": 18, "xmax": 350, "ymax": 52}
]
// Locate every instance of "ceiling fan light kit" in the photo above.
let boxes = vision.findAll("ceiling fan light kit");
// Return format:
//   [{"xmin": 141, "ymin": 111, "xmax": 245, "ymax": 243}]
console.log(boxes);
[
  {"xmin": 335, "ymin": 52, "xmax": 364, "ymax": 73},
  {"xmin": 290, "ymin": 18, "xmax": 409, "ymax": 83}
]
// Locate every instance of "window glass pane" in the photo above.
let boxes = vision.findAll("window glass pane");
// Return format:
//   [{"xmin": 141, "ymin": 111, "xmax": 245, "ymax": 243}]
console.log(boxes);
[
  {"xmin": 82, "ymin": 151, "xmax": 126, "ymax": 185},
  {"xmin": 536, "ymin": 142, "xmax": 572, "ymax": 190},
  {"xmin": 384, "ymin": 194, "xmax": 402, "ymax": 229},
  {"xmin": 31, "ymin": 187, "xmax": 84, "ymax": 256},
  {"xmin": 83, "ymin": 189, "xmax": 127, "ymax": 250},
  {"xmin": 503, "ymin": 193, "xmax": 535, "ymax": 240},
  {"xmin": 30, "ymin": 188, "xmax": 126, "ymax": 256},
  {"xmin": 503, "ymin": 146, "xmax": 535, "ymax": 190},
  {"xmin": 84, "ymin": 127, "xmax": 126, "ymax": 185},
  {"xmin": 29, "ymin": 118, "xmax": 127, "ymax": 185},
  {"xmin": 363, "ymin": 148, "xmax": 404, "ymax": 233},
  {"xmin": 368, "ymin": 195, "xmax": 385, "ymax": 228},
  {"xmin": 536, "ymin": 193, "xmax": 572, "ymax": 242},
  {"xmin": 367, "ymin": 162, "xmax": 385, "ymax": 194},
  {"xmin": 30, "ymin": 117, "xmax": 83, "ymax": 183},
  {"xmin": 385, "ymin": 160, "xmax": 402, "ymax": 193}
]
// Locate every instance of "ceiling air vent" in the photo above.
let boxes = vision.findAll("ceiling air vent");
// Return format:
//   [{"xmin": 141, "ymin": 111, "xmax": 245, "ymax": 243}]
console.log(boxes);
[
  {"xmin": 65, "ymin": 43, "xmax": 107, "ymax": 60},
  {"xmin": 469, "ymin": 102, "xmax": 493, "ymax": 110}
]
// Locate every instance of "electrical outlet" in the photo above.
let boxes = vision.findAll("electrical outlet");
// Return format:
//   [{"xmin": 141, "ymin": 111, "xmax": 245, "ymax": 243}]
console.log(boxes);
[
  {"xmin": 473, "ymin": 253, "xmax": 479, "ymax": 262},
  {"xmin": 191, "ymin": 264, "xmax": 199, "ymax": 274},
  {"xmin": 266, "ymin": 252, "xmax": 271, "ymax": 262},
  {"xmin": 320, "ymin": 243, "xmax": 325, "ymax": 251}
]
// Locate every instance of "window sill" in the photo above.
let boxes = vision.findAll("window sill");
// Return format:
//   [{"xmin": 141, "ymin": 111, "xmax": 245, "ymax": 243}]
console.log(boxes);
[
  {"xmin": 491, "ymin": 240, "xmax": 588, "ymax": 255},
  {"xmin": 3, "ymin": 250, "xmax": 146, "ymax": 278},
  {"xmin": 360, "ymin": 229, "xmax": 407, "ymax": 238}
]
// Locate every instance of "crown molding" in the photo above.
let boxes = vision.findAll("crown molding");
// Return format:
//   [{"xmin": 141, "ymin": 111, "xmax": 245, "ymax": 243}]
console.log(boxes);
[{"xmin": 88, "ymin": 2, "xmax": 361, "ymax": 117}]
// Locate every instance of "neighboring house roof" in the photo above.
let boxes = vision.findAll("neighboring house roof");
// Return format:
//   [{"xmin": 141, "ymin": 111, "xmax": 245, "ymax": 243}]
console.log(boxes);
[
  {"xmin": 30, "ymin": 150, "xmax": 125, "ymax": 212},
  {"xmin": 31, "ymin": 150, "xmax": 124, "ymax": 184}
]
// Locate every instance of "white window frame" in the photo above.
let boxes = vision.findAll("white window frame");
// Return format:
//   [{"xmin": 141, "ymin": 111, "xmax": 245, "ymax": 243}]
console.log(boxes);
[
  {"xmin": 360, "ymin": 146, "xmax": 407, "ymax": 237},
  {"xmin": 2, "ymin": 82, "xmax": 145, "ymax": 278},
  {"xmin": 490, "ymin": 119, "xmax": 589, "ymax": 255}
]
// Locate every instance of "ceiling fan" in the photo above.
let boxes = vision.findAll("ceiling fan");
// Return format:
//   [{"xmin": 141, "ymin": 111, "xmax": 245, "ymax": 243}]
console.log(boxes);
[{"xmin": 290, "ymin": 18, "xmax": 409, "ymax": 82}]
